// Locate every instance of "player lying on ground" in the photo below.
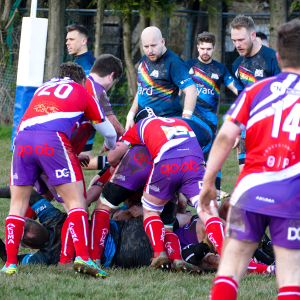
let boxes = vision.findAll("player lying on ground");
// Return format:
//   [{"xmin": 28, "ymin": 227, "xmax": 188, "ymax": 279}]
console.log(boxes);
[
  {"xmin": 5, "ymin": 62, "xmax": 116, "ymax": 278},
  {"xmin": 200, "ymin": 20, "xmax": 300, "ymax": 300}
]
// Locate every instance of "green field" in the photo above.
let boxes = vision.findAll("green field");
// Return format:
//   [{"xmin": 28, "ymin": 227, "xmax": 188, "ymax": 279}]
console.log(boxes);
[{"xmin": 0, "ymin": 124, "xmax": 278, "ymax": 299}]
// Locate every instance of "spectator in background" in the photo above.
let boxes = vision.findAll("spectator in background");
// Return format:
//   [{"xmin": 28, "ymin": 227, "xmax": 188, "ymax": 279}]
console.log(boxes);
[
  {"xmin": 256, "ymin": 31, "xmax": 269, "ymax": 47},
  {"xmin": 66, "ymin": 24, "xmax": 96, "ymax": 75}
]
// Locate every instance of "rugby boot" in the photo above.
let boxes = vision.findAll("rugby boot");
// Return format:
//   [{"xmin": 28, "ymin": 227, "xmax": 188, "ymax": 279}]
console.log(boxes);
[
  {"xmin": 57, "ymin": 262, "xmax": 74, "ymax": 271},
  {"xmin": 0, "ymin": 263, "xmax": 17, "ymax": 275},
  {"xmin": 73, "ymin": 256, "xmax": 109, "ymax": 278},
  {"xmin": 203, "ymin": 236, "xmax": 218, "ymax": 255},
  {"xmin": 149, "ymin": 251, "xmax": 169, "ymax": 269},
  {"xmin": 173, "ymin": 259, "xmax": 204, "ymax": 275}
]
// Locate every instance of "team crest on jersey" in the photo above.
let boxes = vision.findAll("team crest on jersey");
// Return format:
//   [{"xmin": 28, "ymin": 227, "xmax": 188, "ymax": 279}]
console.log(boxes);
[
  {"xmin": 254, "ymin": 69, "xmax": 264, "ymax": 77},
  {"xmin": 211, "ymin": 73, "xmax": 219, "ymax": 80},
  {"xmin": 150, "ymin": 70, "xmax": 159, "ymax": 78},
  {"xmin": 189, "ymin": 67, "xmax": 195, "ymax": 75}
]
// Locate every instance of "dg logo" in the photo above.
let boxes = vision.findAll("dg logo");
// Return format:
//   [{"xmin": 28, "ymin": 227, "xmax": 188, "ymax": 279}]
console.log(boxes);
[{"xmin": 287, "ymin": 227, "xmax": 300, "ymax": 241}]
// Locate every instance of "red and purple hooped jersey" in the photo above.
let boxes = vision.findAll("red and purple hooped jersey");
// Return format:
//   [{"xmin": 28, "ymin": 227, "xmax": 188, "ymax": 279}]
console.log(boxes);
[
  {"xmin": 120, "ymin": 116, "xmax": 203, "ymax": 163},
  {"xmin": 17, "ymin": 77, "xmax": 105, "ymax": 139},
  {"xmin": 225, "ymin": 72, "xmax": 300, "ymax": 218}
]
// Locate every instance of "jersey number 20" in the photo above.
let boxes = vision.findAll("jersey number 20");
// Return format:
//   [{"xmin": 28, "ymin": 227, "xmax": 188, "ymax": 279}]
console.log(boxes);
[{"xmin": 37, "ymin": 83, "xmax": 74, "ymax": 99}]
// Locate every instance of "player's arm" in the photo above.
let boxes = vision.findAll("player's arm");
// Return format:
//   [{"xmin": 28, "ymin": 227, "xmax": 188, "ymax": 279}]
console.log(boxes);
[
  {"xmin": 199, "ymin": 120, "xmax": 242, "ymax": 213},
  {"xmin": 227, "ymin": 82, "xmax": 238, "ymax": 95},
  {"xmin": 107, "ymin": 142, "xmax": 129, "ymax": 167},
  {"xmin": 182, "ymin": 84, "xmax": 197, "ymax": 118},
  {"xmin": 125, "ymin": 92, "xmax": 139, "ymax": 130}
]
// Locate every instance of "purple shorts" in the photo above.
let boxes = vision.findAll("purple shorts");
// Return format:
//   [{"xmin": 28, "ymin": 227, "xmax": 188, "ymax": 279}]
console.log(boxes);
[
  {"xmin": 227, "ymin": 205, "xmax": 300, "ymax": 249},
  {"xmin": 35, "ymin": 174, "xmax": 64, "ymax": 203},
  {"xmin": 110, "ymin": 145, "xmax": 152, "ymax": 191},
  {"xmin": 144, "ymin": 156, "xmax": 204, "ymax": 200},
  {"xmin": 175, "ymin": 218, "xmax": 199, "ymax": 248},
  {"xmin": 11, "ymin": 131, "xmax": 83, "ymax": 186}
]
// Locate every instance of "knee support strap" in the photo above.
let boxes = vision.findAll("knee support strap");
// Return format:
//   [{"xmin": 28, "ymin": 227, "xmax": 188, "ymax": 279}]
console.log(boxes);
[{"xmin": 141, "ymin": 196, "xmax": 164, "ymax": 212}]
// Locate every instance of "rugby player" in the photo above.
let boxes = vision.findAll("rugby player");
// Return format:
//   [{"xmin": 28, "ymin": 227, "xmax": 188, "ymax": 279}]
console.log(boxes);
[
  {"xmin": 256, "ymin": 31, "xmax": 269, "ymax": 47},
  {"xmin": 200, "ymin": 20, "xmax": 300, "ymax": 299},
  {"xmin": 125, "ymin": 26, "xmax": 197, "ymax": 130},
  {"xmin": 5, "ymin": 62, "xmax": 116, "ymax": 277},
  {"xmin": 83, "ymin": 54, "xmax": 125, "ymax": 167},
  {"xmin": 109, "ymin": 107, "xmax": 225, "ymax": 268},
  {"xmin": 230, "ymin": 15, "xmax": 281, "ymax": 171}
]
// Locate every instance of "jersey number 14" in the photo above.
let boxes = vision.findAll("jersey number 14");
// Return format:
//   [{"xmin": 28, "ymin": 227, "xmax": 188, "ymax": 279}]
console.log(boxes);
[{"xmin": 271, "ymin": 101, "xmax": 300, "ymax": 141}]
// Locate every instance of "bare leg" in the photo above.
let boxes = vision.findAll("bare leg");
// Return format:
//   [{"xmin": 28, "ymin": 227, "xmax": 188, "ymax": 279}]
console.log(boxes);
[{"xmin": 9, "ymin": 185, "xmax": 33, "ymax": 216}]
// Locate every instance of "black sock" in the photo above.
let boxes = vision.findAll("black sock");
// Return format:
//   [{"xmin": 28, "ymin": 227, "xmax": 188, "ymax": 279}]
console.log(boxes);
[{"xmin": 181, "ymin": 242, "xmax": 210, "ymax": 265}]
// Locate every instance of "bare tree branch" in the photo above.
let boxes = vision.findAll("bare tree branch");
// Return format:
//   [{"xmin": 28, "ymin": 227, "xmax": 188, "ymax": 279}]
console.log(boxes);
[{"xmin": 4, "ymin": 8, "xmax": 18, "ymax": 31}]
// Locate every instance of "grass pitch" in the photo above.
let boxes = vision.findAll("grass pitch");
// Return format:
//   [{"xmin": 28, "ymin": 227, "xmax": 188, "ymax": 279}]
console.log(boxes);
[{"xmin": 0, "ymin": 125, "xmax": 278, "ymax": 299}]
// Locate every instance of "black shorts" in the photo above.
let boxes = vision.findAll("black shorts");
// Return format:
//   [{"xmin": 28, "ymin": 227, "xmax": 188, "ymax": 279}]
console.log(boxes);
[{"xmin": 112, "ymin": 217, "xmax": 153, "ymax": 268}]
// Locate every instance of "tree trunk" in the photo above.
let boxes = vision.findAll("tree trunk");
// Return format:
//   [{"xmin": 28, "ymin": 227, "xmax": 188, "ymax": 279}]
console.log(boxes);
[
  {"xmin": 192, "ymin": 3, "xmax": 205, "ymax": 59},
  {"xmin": 139, "ymin": 14, "xmax": 150, "ymax": 56},
  {"xmin": 0, "ymin": 0, "xmax": 12, "ymax": 31},
  {"xmin": 208, "ymin": 0, "xmax": 222, "ymax": 63},
  {"xmin": 45, "ymin": 0, "xmax": 66, "ymax": 80},
  {"xmin": 269, "ymin": 0, "xmax": 287, "ymax": 50},
  {"xmin": 94, "ymin": 0, "xmax": 104, "ymax": 58},
  {"xmin": 123, "ymin": 12, "xmax": 137, "ymax": 100}
]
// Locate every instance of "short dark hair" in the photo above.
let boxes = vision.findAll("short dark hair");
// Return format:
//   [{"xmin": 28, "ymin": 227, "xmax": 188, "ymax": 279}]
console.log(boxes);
[
  {"xmin": 22, "ymin": 219, "xmax": 49, "ymax": 249},
  {"xmin": 58, "ymin": 62, "xmax": 86, "ymax": 84},
  {"xmin": 277, "ymin": 19, "xmax": 300, "ymax": 68},
  {"xmin": 90, "ymin": 54, "xmax": 123, "ymax": 81},
  {"xmin": 197, "ymin": 32, "xmax": 216, "ymax": 47},
  {"xmin": 231, "ymin": 15, "xmax": 255, "ymax": 33},
  {"xmin": 256, "ymin": 31, "xmax": 268, "ymax": 43},
  {"xmin": 66, "ymin": 24, "xmax": 88, "ymax": 39}
]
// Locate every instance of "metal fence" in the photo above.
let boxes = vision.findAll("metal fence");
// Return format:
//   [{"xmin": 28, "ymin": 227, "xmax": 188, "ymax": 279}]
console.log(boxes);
[{"xmin": 0, "ymin": 8, "xmax": 298, "ymax": 125}]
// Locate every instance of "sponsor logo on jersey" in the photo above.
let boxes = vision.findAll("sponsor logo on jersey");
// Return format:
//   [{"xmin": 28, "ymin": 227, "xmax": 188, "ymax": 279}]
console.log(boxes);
[
  {"xmin": 180, "ymin": 78, "xmax": 191, "ymax": 85},
  {"xmin": 13, "ymin": 173, "xmax": 18, "ymax": 179},
  {"xmin": 286, "ymin": 88, "xmax": 300, "ymax": 95},
  {"xmin": 149, "ymin": 185, "xmax": 160, "ymax": 192},
  {"xmin": 115, "ymin": 174, "xmax": 125, "ymax": 181},
  {"xmin": 35, "ymin": 204, "xmax": 47, "ymax": 214},
  {"xmin": 270, "ymin": 82, "xmax": 286, "ymax": 95},
  {"xmin": 287, "ymin": 227, "xmax": 300, "ymax": 241},
  {"xmin": 33, "ymin": 104, "xmax": 60, "ymax": 114},
  {"xmin": 150, "ymin": 70, "xmax": 159, "ymax": 78},
  {"xmin": 255, "ymin": 196, "xmax": 275, "ymax": 203},
  {"xmin": 211, "ymin": 73, "xmax": 219, "ymax": 80},
  {"xmin": 254, "ymin": 69, "xmax": 264, "ymax": 77},
  {"xmin": 7, "ymin": 223, "xmax": 16, "ymax": 244},
  {"xmin": 17, "ymin": 143, "xmax": 54, "ymax": 158},
  {"xmin": 55, "ymin": 168, "xmax": 70, "ymax": 178},
  {"xmin": 138, "ymin": 86, "xmax": 153, "ymax": 96}
]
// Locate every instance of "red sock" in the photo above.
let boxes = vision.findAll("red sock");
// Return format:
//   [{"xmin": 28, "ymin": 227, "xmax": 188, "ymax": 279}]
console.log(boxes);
[
  {"xmin": 5, "ymin": 215, "xmax": 25, "ymax": 266},
  {"xmin": 247, "ymin": 258, "xmax": 275, "ymax": 274},
  {"xmin": 164, "ymin": 231, "xmax": 182, "ymax": 263},
  {"xmin": 68, "ymin": 208, "xmax": 89, "ymax": 260},
  {"xmin": 278, "ymin": 286, "xmax": 300, "ymax": 299},
  {"xmin": 211, "ymin": 276, "xmax": 238, "ymax": 300},
  {"xmin": 89, "ymin": 209, "xmax": 110, "ymax": 261},
  {"xmin": 24, "ymin": 206, "xmax": 37, "ymax": 220},
  {"xmin": 144, "ymin": 216, "xmax": 165, "ymax": 257},
  {"xmin": 60, "ymin": 217, "xmax": 75, "ymax": 264},
  {"xmin": 205, "ymin": 217, "xmax": 225, "ymax": 256}
]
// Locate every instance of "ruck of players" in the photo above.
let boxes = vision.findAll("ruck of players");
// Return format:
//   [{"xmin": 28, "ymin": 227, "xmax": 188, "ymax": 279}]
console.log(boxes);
[{"xmin": 1, "ymin": 12, "xmax": 300, "ymax": 300}]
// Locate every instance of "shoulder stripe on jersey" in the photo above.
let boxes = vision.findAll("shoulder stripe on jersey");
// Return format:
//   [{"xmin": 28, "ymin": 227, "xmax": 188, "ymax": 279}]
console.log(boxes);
[
  {"xmin": 19, "ymin": 111, "xmax": 83, "ymax": 131},
  {"xmin": 231, "ymin": 160, "xmax": 300, "ymax": 206},
  {"xmin": 249, "ymin": 74, "xmax": 298, "ymax": 117},
  {"xmin": 87, "ymin": 77, "xmax": 97, "ymax": 99},
  {"xmin": 231, "ymin": 93, "xmax": 246, "ymax": 119},
  {"xmin": 247, "ymin": 80, "xmax": 300, "ymax": 130}
]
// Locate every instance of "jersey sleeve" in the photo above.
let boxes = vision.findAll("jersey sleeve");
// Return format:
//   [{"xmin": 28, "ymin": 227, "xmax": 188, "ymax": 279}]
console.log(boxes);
[
  {"xmin": 223, "ymin": 90, "xmax": 250, "ymax": 130},
  {"xmin": 84, "ymin": 91, "xmax": 106, "ymax": 124},
  {"xmin": 120, "ymin": 125, "xmax": 141, "ymax": 147},
  {"xmin": 99, "ymin": 92, "xmax": 114, "ymax": 116},
  {"xmin": 169, "ymin": 58, "xmax": 194, "ymax": 90},
  {"xmin": 232, "ymin": 61, "xmax": 245, "ymax": 91},
  {"xmin": 222, "ymin": 65, "xmax": 234, "ymax": 87},
  {"xmin": 271, "ymin": 54, "xmax": 281, "ymax": 76}
]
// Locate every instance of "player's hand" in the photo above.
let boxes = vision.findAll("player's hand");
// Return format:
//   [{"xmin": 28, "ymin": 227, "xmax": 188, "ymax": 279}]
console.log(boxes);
[
  {"xmin": 125, "ymin": 119, "xmax": 135, "ymax": 131},
  {"xmin": 128, "ymin": 205, "xmax": 143, "ymax": 218},
  {"xmin": 99, "ymin": 142, "xmax": 109, "ymax": 154},
  {"xmin": 232, "ymin": 136, "xmax": 240, "ymax": 160},
  {"xmin": 78, "ymin": 154, "xmax": 90, "ymax": 167},
  {"xmin": 199, "ymin": 183, "xmax": 218, "ymax": 215}
]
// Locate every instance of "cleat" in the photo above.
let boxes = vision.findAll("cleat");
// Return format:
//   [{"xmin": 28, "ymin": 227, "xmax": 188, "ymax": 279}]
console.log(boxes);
[
  {"xmin": 0, "ymin": 263, "xmax": 17, "ymax": 275},
  {"xmin": 57, "ymin": 262, "xmax": 74, "ymax": 271},
  {"xmin": 149, "ymin": 251, "xmax": 169, "ymax": 269},
  {"xmin": 173, "ymin": 259, "xmax": 204, "ymax": 275},
  {"xmin": 73, "ymin": 256, "xmax": 109, "ymax": 278}
]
